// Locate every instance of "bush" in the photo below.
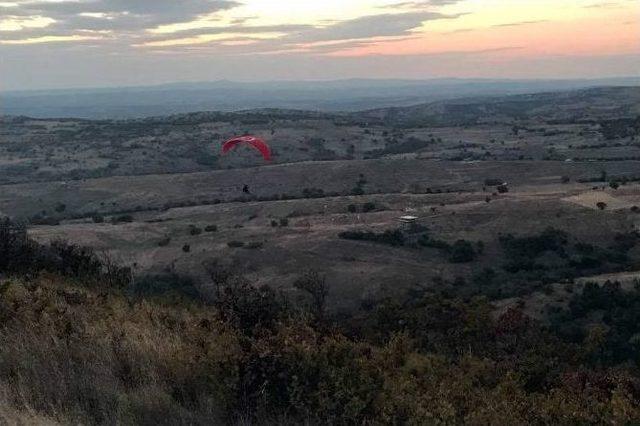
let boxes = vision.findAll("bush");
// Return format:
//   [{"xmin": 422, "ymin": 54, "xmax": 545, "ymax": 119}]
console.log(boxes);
[
  {"xmin": 302, "ymin": 188, "xmax": 325, "ymax": 198},
  {"xmin": 368, "ymin": 136, "xmax": 433, "ymax": 157},
  {"xmin": 339, "ymin": 229, "xmax": 405, "ymax": 247},
  {"xmin": 347, "ymin": 204, "xmax": 357, "ymax": 213},
  {"xmin": 132, "ymin": 272, "xmax": 199, "ymax": 299},
  {"xmin": 227, "ymin": 240, "xmax": 245, "ymax": 248},
  {"xmin": 157, "ymin": 237, "xmax": 171, "ymax": 247},
  {"xmin": 500, "ymin": 228, "xmax": 568, "ymax": 259},
  {"xmin": 448, "ymin": 240, "xmax": 477, "ymax": 263},
  {"xmin": 205, "ymin": 225, "xmax": 218, "ymax": 232},
  {"xmin": 362, "ymin": 202, "xmax": 376, "ymax": 213},
  {"xmin": 484, "ymin": 178, "xmax": 504, "ymax": 186},
  {"xmin": 29, "ymin": 216, "xmax": 60, "ymax": 226},
  {"xmin": 188, "ymin": 225, "xmax": 202, "ymax": 236},
  {"xmin": 294, "ymin": 270, "xmax": 328, "ymax": 322},
  {"xmin": 91, "ymin": 214, "xmax": 104, "ymax": 223},
  {"xmin": 351, "ymin": 186, "xmax": 364, "ymax": 196},
  {"xmin": 244, "ymin": 242, "xmax": 264, "ymax": 250},
  {"xmin": 279, "ymin": 218, "xmax": 289, "ymax": 227},
  {"xmin": 0, "ymin": 218, "xmax": 129, "ymax": 286},
  {"xmin": 182, "ymin": 244, "xmax": 190, "ymax": 252},
  {"xmin": 111, "ymin": 215, "xmax": 133, "ymax": 224},
  {"xmin": 418, "ymin": 235, "xmax": 450, "ymax": 250}
]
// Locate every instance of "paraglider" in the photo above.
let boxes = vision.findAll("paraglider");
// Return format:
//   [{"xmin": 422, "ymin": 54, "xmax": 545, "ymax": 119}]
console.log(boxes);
[{"xmin": 222, "ymin": 135, "xmax": 271, "ymax": 162}]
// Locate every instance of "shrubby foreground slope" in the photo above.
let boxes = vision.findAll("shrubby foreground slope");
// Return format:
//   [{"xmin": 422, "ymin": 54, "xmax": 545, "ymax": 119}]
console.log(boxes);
[{"xmin": 1, "ymin": 220, "xmax": 639, "ymax": 424}]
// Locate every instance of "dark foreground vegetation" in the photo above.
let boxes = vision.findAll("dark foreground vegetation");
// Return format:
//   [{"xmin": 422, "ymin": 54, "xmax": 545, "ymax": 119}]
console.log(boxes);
[{"xmin": 1, "ymin": 218, "xmax": 640, "ymax": 424}]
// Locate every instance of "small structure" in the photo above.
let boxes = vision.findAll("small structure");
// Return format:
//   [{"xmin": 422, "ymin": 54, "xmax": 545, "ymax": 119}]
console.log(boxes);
[
  {"xmin": 398, "ymin": 216, "xmax": 418, "ymax": 229},
  {"xmin": 399, "ymin": 215, "xmax": 423, "ymax": 232},
  {"xmin": 399, "ymin": 215, "xmax": 419, "ymax": 224}
]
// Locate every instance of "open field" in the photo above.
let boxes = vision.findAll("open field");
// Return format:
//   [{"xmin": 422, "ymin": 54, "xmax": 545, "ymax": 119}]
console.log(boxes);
[{"xmin": 19, "ymin": 161, "xmax": 640, "ymax": 312}]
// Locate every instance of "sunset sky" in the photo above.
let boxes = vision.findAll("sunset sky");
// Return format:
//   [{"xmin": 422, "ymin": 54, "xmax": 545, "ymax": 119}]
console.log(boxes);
[{"xmin": 1, "ymin": 0, "xmax": 638, "ymax": 90}]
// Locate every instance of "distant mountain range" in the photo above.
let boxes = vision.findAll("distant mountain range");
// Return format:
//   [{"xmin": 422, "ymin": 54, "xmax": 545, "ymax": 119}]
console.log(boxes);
[
  {"xmin": 354, "ymin": 86, "xmax": 640, "ymax": 127},
  {"xmin": 2, "ymin": 77, "xmax": 639, "ymax": 119}
]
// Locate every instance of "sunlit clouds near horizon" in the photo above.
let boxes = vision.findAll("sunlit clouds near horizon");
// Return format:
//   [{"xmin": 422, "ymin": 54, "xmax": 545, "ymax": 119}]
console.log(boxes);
[{"xmin": 1, "ymin": 0, "xmax": 638, "ymax": 89}]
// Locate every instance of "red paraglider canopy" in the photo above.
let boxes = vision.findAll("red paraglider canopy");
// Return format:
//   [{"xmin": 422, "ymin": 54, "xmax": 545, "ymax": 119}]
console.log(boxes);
[{"xmin": 222, "ymin": 135, "xmax": 271, "ymax": 161}]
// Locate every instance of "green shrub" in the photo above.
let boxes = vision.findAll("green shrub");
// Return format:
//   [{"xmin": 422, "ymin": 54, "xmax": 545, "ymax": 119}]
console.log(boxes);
[
  {"xmin": 111, "ymin": 215, "xmax": 134, "ymax": 224},
  {"xmin": 132, "ymin": 272, "xmax": 199, "ymax": 299},
  {"xmin": 351, "ymin": 186, "xmax": 364, "ymax": 196},
  {"xmin": 188, "ymin": 225, "xmax": 202, "ymax": 236},
  {"xmin": 29, "ymin": 216, "xmax": 60, "ymax": 226},
  {"xmin": 448, "ymin": 240, "xmax": 477, "ymax": 263},
  {"xmin": 362, "ymin": 202, "xmax": 376, "ymax": 213},
  {"xmin": 302, "ymin": 188, "xmax": 325, "ymax": 198},
  {"xmin": 91, "ymin": 214, "xmax": 104, "ymax": 223},
  {"xmin": 339, "ymin": 229, "xmax": 405, "ymax": 247}
]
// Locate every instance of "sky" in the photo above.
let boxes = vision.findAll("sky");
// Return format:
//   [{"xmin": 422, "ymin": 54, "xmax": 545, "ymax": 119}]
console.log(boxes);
[{"xmin": 0, "ymin": 0, "xmax": 638, "ymax": 90}]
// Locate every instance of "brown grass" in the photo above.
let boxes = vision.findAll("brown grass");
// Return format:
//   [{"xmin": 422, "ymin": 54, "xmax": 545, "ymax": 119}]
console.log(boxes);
[{"xmin": 0, "ymin": 273, "xmax": 239, "ymax": 424}]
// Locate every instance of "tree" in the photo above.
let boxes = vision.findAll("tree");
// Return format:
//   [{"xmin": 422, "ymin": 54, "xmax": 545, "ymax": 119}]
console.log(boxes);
[
  {"xmin": 600, "ymin": 170, "xmax": 608, "ymax": 182},
  {"xmin": 596, "ymin": 202, "xmax": 607, "ymax": 210}
]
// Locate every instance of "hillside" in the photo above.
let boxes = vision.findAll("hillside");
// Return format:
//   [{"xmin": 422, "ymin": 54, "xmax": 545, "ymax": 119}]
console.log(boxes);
[
  {"xmin": 357, "ymin": 86, "xmax": 640, "ymax": 127},
  {"xmin": 1, "ymin": 224, "xmax": 639, "ymax": 424},
  {"xmin": 2, "ymin": 85, "xmax": 640, "ymax": 422},
  {"xmin": 2, "ymin": 87, "xmax": 639, "ymax": 185},
  {"xmin": 2, "ymin": 87, "xmax": 640, "ymax": 313}
]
